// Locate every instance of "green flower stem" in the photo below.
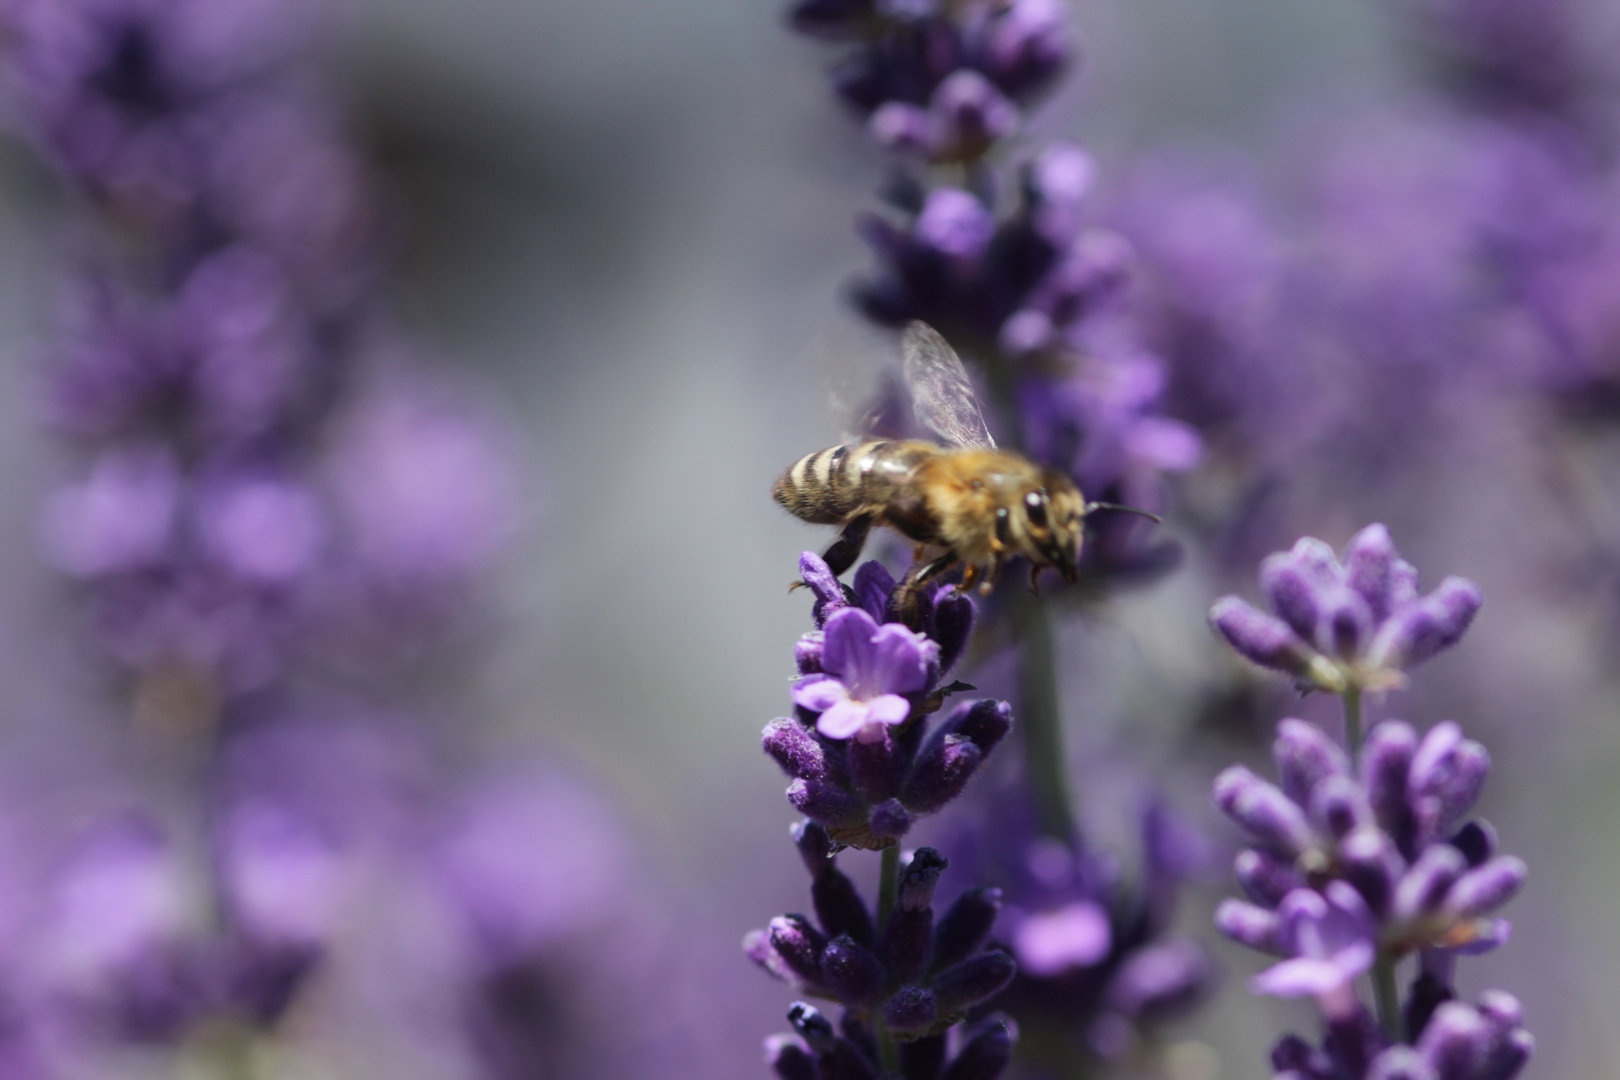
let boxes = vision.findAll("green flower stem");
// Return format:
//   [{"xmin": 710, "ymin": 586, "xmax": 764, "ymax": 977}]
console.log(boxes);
[
  {"xmin": 1343, "ymin": 686, "xmax": 1364, "ymax": 770},
  {"xmin": 1372, "ymin": 950, "xmax": 1404, "ymax": 1045},
  {"xmin": 1014, "ymin": 593, "xmax": 1076, "ymax": 843},
  {"xmin": 875, "ymin": 843, "xmax": 902, "ymax": 1072},
  {"xmin": 1343, "ymin": 686, "xmax": 1400, "ymax": 1042}
]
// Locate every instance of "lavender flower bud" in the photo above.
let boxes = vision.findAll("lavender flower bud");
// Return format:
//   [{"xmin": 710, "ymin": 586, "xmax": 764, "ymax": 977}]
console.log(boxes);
[
  {"xmin": 787, "ymin": 1003, "xmax": 877, "ymax": 1080},
  {"xmin": 852, "ymin": 561, "xmax": 897, "ymax": 623},
  {"xmin": 770, "ymin": 914, "xmax": 831, "ymax": 985},
  {"xmin": 765, "ymin": 1034, "xmax": 819, "ymax": 1080},
  {"xmin": 1408, "ymin": 723, "xmax": 1490, "ymax": 846},
  {"xmin": 792, "ymin": 820, "xmax": 836, "ymax": 875},
  {"xmin": 1274, "ymin": 718, "xmax": 1349, "ymax": 808},
  {"xmin": 821, "ymin": 935, "xmax": 887, "ymax": 1007},
  {"xmin": 1106, "ymin": 939, "xmax": 1211, "ymax": 1020},
  {"xmin": 1309, "ymin": 774, "xmax": 1375, "ymax": 841},
  {"xmin": 1362, "ymin": 720, "xmax": 1419, "ymax": 841},
  {"xmin": 794, "ymin": 635, "xmax": 826, "ymax": 675},
  {"xmin": 788, "ymin": 778, "xmax": 866, "ymax": 829},
  {"xmin": 1318, "ymin": 586, "xmax": 1375, "ymax": 661},
  {"xmin": 942, "ymin": 698, "xmax": 1014, "ymax": 755},
  {"xmin": 1213, "ymin": 766, "xmax": 1315, "ymax": 857},
  {"xmin": 932, "ymin": 951, "xmax": 1017, "ymax": 1016},
  {"xmin": 1443, "ymin": 857, "xmax": 1527, "ymax": 919},
  {"xmin": 933, "ymin": 887, "xmax": 1001, "ymax": 971},
  {"xmin": 1214, "ymin": 898, "xmax": 1284, "ymax": 955},
  {"xmin": 1209, "ymin": 597, "xmax": 1339, "ymax": 688},
  {"xmin": 1393, "ymin": 845, "xmax": 1468, "ymax": 924},
  {"xmin": 812, "ymin": 869, "xmax": 877, "ymax": 949},
  {"xmin": 849, "ymin": 733, "xmax": 903, "ymax": 803},
  {"xmin": 883, "ymin": 986, "xmax": 938, "ymax": 1036},
  {"xmin": 1450, "ymin": 820, "xmax": 1498, "ymax": 867},
  {"xmin": 903, "ymin": 736, "xmax": 983, "ymax": 814},
  {"xmin": 932, "ymin": 70, "xmax": 1019, "ymax": 161},
  {"xmin": 870, "ymin": 102, "xmax": 938, "ymax": 157},
  {"xmin": 1339, "ymin": 825, "xmax": 1403, "ymax": 917},
  {"xmin": 799, "ymin": 551, "xmax": 850, "ymax": 626},
  {"xmin": 1259, "ymin": 553, "xmax": 1325, "ymax": 642},
  {"xmin": 1368, "ymin": 578, "xmax": 1484, "ymax": 671},
  {"xmin": 916, "ymin": 188, "xmax": 995, "ymax": 260},
  {"xmin": 899, "ymin": 848, "xmax": 948, "ymax": 910},
  {"xmin": 931, "ymin": 588, "xmax": 974, "ymax": 675},
  {"xmin": 1344, "ymin": 523, "xmax": 1398, "ymax": 621},
  {"xmin": 1235, "ymin": 849, "xmax": 1306, "ymax": 906},
  {"xmin": 1365, "ymin": 1047, "xmax": 1434, "ymax": 1080},
  {"xmin": 940, "ymin": 1017, "xmax": 1016, "ymax": 1080},
  {"xmin": 868, "ymin": 799, "xmax": 913, "ymax": 840},
  {"xmin": 1417, "ymin": 1002, "xmax": 1490, "ymax": 1079},
  {"xmin": 765, "ymin": 720, "xmax": 828, "ymax": 781},
  {"xmin": 748, "ymin": 929, "xmax": 799, "ymax": 983}
]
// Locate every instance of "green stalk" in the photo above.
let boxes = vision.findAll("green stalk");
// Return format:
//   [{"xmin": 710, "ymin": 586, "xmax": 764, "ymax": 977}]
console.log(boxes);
[
  {"xmin": 1372, "ymin": 952, "xmax": 1403, "ymax": 1045},
  {"xmin": 875, "ymin": 843, "xmax": 902, "ymax": 1073},
  {"xmin": 1343, "ymin": 686, "xmax": 1364, "ymax": 770},
  {"xmin": 1014, "ymin": 594, "xmax": 1076, "ymax": 843},
  {"xmin": 1343, "ymin": 686, "xmax": 1401, "ymax": 1042}
]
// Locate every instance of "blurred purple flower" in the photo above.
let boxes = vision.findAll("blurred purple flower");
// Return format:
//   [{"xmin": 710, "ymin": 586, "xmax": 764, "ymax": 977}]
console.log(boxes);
[{"xmin": 1210, "ymin": 524, "xmax": 1483, "ymax": 693}]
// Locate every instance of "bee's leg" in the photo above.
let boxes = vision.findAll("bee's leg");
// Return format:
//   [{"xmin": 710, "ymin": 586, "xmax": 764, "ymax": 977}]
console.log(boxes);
[
  {"xmin": 892, "ymin": 552, "xmax": 959, "ymax": 629},
  {"xmin": 821, "ymin": 513, "xmax": 875, "ymax": 578},
  {"xmin": 1028, "ymin": 562, "xmax": 1043, "ymax": 596},
  {"xmin": 958, "ymin": 563, "xmax": 981, "ymax": 594},
  {"xmin": 978, "ymin": 555, "xmax": 1004, "ymax": 595}
]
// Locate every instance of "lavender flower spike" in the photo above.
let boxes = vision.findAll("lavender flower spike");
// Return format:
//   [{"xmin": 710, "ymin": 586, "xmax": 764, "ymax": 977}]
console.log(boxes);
[{"xmin": 1210, "ymin": 525, "xmax": 1483, "ymax": 694}]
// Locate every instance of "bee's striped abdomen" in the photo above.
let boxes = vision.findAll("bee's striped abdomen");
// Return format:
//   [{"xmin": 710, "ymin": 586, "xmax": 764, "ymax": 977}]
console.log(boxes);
[{"xmin": 772, "ymin": 443, "xmax": 863, "ymax": 524}]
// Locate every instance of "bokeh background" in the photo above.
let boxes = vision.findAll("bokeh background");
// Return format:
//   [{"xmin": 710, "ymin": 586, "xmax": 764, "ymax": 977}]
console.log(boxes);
[{"xmin": 0, "ymin": 0, "xmax": 1615, "ymax": 1077}]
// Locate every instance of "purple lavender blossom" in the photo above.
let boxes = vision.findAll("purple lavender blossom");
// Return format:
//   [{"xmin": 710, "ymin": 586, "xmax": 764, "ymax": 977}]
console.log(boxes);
[
  {"xmin": 1210, "ymin": 524, "xmax": 1483, "ymax": 693},
  {"xmin": 793, "ymin": 608, "xmax": 938, "ymax": 742},
  {"xmin": 1270, "ymin": 992, "xmax": 1533, "ymax": 1080},
  {"xmin": 789, "ymin": 0, "xmax": 1071, "ymax": 168},
  {"xmin": 1214, "ymin": 719, "xmax": 1522, "ymax": 965},
  {"xmin": 747, "ymin": 833, "xmax": 1017, "ymax": 1041},
  {"xmin": 949, "ymin": 792, "xmax": 1211, "ymax": 1066},
  {"xmin": 1210, "ymin": 529, "xmax": 1529, "ymax": 1077},
  {"xmin": 769, "ymin": 556, "xmax": 1007, "ymax": 848}
]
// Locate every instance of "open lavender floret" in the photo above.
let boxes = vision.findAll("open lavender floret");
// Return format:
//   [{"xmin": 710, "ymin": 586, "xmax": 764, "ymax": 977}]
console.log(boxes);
[{"xmin": 765, "ymin": 555, "xmax": 1010, "ymax": 849}]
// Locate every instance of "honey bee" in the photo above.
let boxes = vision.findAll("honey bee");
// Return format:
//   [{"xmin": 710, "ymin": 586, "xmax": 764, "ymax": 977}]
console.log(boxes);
[{"xmin": 774, "ymin": 322, "xmax": 1160, "ymax": 617}]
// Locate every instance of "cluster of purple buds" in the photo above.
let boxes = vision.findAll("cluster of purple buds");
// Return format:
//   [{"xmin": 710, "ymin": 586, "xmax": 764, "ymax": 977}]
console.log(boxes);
[
  {"xmin": 750, "ymin": 825, "xmax": 1018, "ymax": 1076},
  {"xmin": 788, "ymin": 0, "xmax": 1070, "ymax": 167},
  {"xmin": 1271, "ymin": 991, "xmax": 1532, "ymax": 1080},
  {"xmin": 766, "ymin": 553, "xmax": 1009, "ymax": 849},
  {"xmin": 856, "ymin": 143, "xmax": 1125, "ymax": 358},
  {"xmin": 1210, "ymin": 524, "xmax": 1484, "ymax": 695},
  {"xmin": 1207, "ymin": 525, "xmax": 1530, "ymax": 1080},
  {"xmin": 1215, "ymin": 720, "xmax": 1525, "ymax": 999}
]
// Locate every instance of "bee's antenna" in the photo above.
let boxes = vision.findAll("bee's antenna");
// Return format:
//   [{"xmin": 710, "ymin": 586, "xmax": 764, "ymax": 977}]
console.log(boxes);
[{"xmin": 1082, "ymin": 502, "xmax": 1163, "ymax": 525}]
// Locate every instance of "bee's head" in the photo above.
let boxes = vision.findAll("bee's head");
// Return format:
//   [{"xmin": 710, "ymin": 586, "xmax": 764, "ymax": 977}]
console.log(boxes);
[{"xmin": 1011, "ymin": 471, "xmax": 1085, "ymax": 582}]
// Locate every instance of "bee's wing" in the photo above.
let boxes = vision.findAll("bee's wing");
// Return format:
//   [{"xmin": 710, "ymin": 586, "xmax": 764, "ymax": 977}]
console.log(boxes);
[{"xmin": 900, "ymin": 321, "xmax": 996, "ymax": 449}]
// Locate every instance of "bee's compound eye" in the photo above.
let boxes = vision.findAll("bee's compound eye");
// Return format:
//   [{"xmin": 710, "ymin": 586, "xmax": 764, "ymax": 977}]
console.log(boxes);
[{"xmin": 1024, "ymin": 490, "xmax": 1048, "ymax": 527}]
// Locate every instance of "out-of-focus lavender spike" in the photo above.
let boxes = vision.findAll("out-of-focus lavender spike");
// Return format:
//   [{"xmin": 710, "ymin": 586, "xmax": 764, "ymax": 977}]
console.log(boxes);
[
  {"xmin": 939, "ymin": 1016, "xmax": 1016, "ymax": 1080},
  {"xmin": 767, "ymin": 1033, "xmax": 821, "ymax": 1080},
  {"xmin": 1275, "ymin": 718, "xmax": 1351, "ymax": 807},
  {"xmin": 1210, "ymin": 526, "xmax": 1483, "ymax": 694}
]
